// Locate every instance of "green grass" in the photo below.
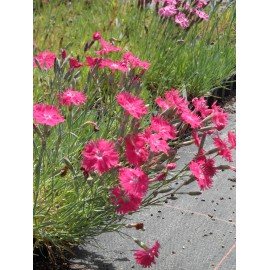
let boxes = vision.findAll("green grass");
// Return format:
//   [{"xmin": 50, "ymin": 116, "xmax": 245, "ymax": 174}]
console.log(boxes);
[{"xmin": 34, "ymin": 0, "xmax": 236, "ymax": 98}]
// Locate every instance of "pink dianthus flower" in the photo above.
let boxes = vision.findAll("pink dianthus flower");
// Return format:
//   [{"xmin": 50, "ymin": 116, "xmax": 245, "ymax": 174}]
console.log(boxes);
[
  {"xmin": 117, "ymin": 92, "xmax": 148, "ymax": 119},
  {"xmin": 213, "ymin": 134, "xmax": 233, "ymax": 162},
  {"xmin": 84, "ymin": 56, "xmax": 101, "ymax": 67},
  {"xmin": 57, "ymin": 89, "xmax": 87, "ymax": 106},
  {"xmin": 125, "ymin": 135, "xmax": 149, "ymax": 167},
  {"xmin": 95, "ymin": 38, "xmax": 122, "ymax": 55},
  {"xmin": 93, "ymin": 31, "xmax": 102, "ymax": 41},
  {"xmin": 81, "ymin": 139, "xmax": 119, "ymax": 174},
  {"xmin": 134, "ymin": 241, "xmax": 160, "ymax": 268},
  {"xmin": 69, "ymin": 57, "xmax": 83, "ymax": 69},
  {"xmin": 158, "ymin": 5, "xmax": 177, "ymax": 17},
  {"xmin": 228, "ymin": 132, "xmax": 236, "ymax": 149},
  {"xmin": 175, "ymin": 13, "xmax": 189, "ymax": 29},
  {"xmin": 33, "ymin": 104, "xmax": 64, "ymax": 126},
  {"xmin": 211, "ymin": 102, "xmax": 228, "ymax": 131},
  {"xmin": 180, "ymin": 110, "xmax": 202, "ymax": 128},
  {"xmin": 122, "ymin": 52, "xmax": 150, "ymax": 70},
  {"xmin": 33, "ymin": 51, "xmax": 56, "ymax": 70},
  {"xmin": 150, "ymin": 116, "xmax": 177, "ymax": 140},
  {"xmin": 99, "ymin": 59, "xmax": 129, "ymax": 72},
  {"xmin": 195, "ymin": 9, "xmax": 209, "ymax": 21},
  {"xmin": 110, "ymin": 187, "xmax": 143, "ymax": 214},
  {"xmin": 119, "ymin": 168, "xmax": 149, "ymax": 196}
]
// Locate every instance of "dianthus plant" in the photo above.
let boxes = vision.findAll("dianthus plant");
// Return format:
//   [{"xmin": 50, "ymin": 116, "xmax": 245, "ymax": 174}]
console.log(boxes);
[{"xmin": 33, "ymin": 32, "xmax": 235, "ymax": 268}]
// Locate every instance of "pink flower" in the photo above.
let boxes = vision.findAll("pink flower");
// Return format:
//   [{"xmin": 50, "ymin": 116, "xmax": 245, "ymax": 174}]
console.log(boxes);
[
  {"xmin": 228, "ymin": 132, "xmax": 236, "ymax": 149},
  {"xmin": 155, "ymin": 96, "xmax": 170, "ymax": 111},
  {"xmin": 180, "ymin": 110, "xmax": 202, "ymax": 128},
  {"xmin": 99, "ymin": 59, "xmax": 129, "ymax": 72},
  {"xmin": 213, "ymin": 134, "xmax": 233, "ymax": 162},
  {"xmin": 189, "ymin": 158, "xmax": 216, "ymax": 190},
  {"xmin": 33, "ymin": 104, "xmax": 64, "ymax": 126},
  {"xmin": 93, "ymin": 31, "xmax": 102, "ymax": 41},
  {"xmin": 150, "ymin": 116, "xmax": 177, "ymax": 140},
  {"xmin": 141, "ymin": 129, "xmax": 170, "ymax": 156},
  {"xmin": 81, "ymin": 139, "xmax": 119, "ymax": 174},
  {"xmin": 69, "ymin": 57, "xmax": 83, "ymax": 69},
  {"xmin": 175, "ymin": 13, "xmax": 189, "ymax": 29},
  {"xmin": 192, "ymin": 97, "xmax": 212, "ymax": 118},
  {"xmin": 116, "ymin": 92, "xmax": 148, "ymax": 119},
  {"xmin": 61, "ymin": 49, "xmax": 66, "ymax": 60},
  {"xmin": 165, "ymin": 89, "xmax": 189, "ymax": 114},
  {"xmin": 152, "ymin": 172, "xmax": 167, "ymax": 181},
  {"xmin": 125, "ymin": 135, "xmax": 149, "ymax": 167},
  {"xmin": 192, "ymin": 132, "xmax": 201, "ymax": 147},
  {"xmin": 212, "ymin": 102, "xmax": 228, "ymax": 131},
  {"xmin": 158, "ymin": 5, "xmax": 177, "ymax": 17},
  {"xmin": 196, "ymin": 0, "xmax": 208, "ymax": 8},
  {"xmin": 84, "ymin": 56, "xmax": 101, "ymax": 67},
  {"xmin": 165, "ymin": 163, "xmax": 176, "ymax": 170},
  {"xmin": 95, "ymin": 38, "xmax": 122, "ymax": 55},
  {"xmin": 110, "ymin": 187, "xmax": 143, "ymax": 214},
  {"xmin": 122, "ymin": 52, "xmax": 150, "ymax": 70},
  {"xmin": 119, "ymin": 168, "xmax": 149, "ymax": 196},
  {"xmin": 134, "ymin": 241, "xmax": 160, "ymax": 268},
  {"xmin": 33, "ymin": 51, "xmax": 56, "ymax": 70},
  {"xmin": 195, "ymin": 9, "xmax": 209, "ymax": 21},
  {"xmin": 57, "ymin": 89, "xmax": 87, "ymax": 106}
]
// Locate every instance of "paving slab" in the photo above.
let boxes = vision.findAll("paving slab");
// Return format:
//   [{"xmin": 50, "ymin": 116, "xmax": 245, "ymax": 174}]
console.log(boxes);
[{"xmin": 70, "ymin": 102, "xmax": 236, "ymax": 270}]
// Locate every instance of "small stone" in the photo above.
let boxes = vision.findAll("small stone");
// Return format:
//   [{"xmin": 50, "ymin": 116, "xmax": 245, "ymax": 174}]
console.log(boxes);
[
  {"xmin": 131, "ymin": 266, "xmax": 135, "ymax": 268},
  {"xmin": 208, "ymin": 214, "xmax": 213, "ymax": 218},
  {"xmin": 195, "ymin": 197, "xmax": 198, "ymax": 199},
  {"xmin": 220, "ymin": 197, "xmax": 224, "ymax": 200},
  {"xmin": 201, "ymin": 199, "xmax": 205, "ymax": 202},
  {"xmin": 230, "ymin": 188, "xmax": 232, "ymax": 190},
  {"xmin": 216, "ymin": 202, "xmax": 219, "ymax": 205},
  {"xmin": 222, "ymin": 245, "xmax": 225, "ymax": 248},
  {"xmin": 182, "ymin": 246, "xmax": 185, "ymax": 249},
  {"xmin": 158, "ymin": 210, "xmax": 162, "ymax": 213},
  {"xmin": 162, "ymin": 217, "xmax": 165, "ymax": 219},
  {"xmin": 229, "ymin": 219, "xmax": 233, "ymax": 222},
  {"xmin": 229, "ymin": 231, "xmax": 233, "ymax": 233},
  {"xmin": 203, "ymin": 234, "xmax": 208, "ymax": 237},
  {"xmin": 211, "ymin": 200, "xmax": 214, "ymax": 203},
  {"xmin": 213, "ymin": 209, "xmax": 216, "ymax": 211},
  {"xmin": 228, "ymin": 197, "xmax": 231, "ymax": 199},
  {"xmin": 150, "ymin": 214, "xmax": 153, "ymax": 216},
  {"xmin": 209, "ymin": 232, "xmax": 213, "ymax": 235},
  {"xmin": 191, "ymin": 212, "xmax": 194, "ymax": 215},
  {"xmin": 172, "ymin": 251, "xmax": 176, "ymax": 254}
]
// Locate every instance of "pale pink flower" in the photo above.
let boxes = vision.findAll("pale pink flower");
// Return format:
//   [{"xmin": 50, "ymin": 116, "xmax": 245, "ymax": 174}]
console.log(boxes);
[
  {"xmin": 116, "ymin": 92, "xmax": 148, "ymax": 119},
  {"xmin": 134, "ymin": 241, "xmax": 160, "ymax": 268},
  {"xmin": 95, "ymin": 38, "xmax": 122, "ymax": 55},
  {"xmin": 119, "ymin": 168, "xmax": 149, "ymax": 196},
  {"xmin": 228, "ymin": 132, "xmax": 236, "ymax": 149},
  {"xmin": 33, "ymin": 51, "xmax": 56, "ymax": 70},
  {"xmin": 81, "ymin": 139, "xmax": 119, "ymax": 174},
  {"xmin": 125, "ymin": 135, "xmax": 149, "ymax": 167},
  {"xmin": 57, "ymin": 89, "xmax": 87, "ymax": 106},
  {"xmin": 150, "ymin": 116, "xmax": 177, "ymax": 140},
  {"xmin": 33, "ymin": 104, "xmax": 64, "ymax": 126},
  {"xmin": 195, "ymin": 9, "xmax": 209, "ymax": 21},
  {"xmin": 158, "ymin": 5, "xmax": 177, "ymax": 17},
  {"xmin": 175, "ymin": 13, "xmax": 189, "ymax": 29},
  {"xmin": 110, "ymin": 187, "xmax": 143, "ymax": 214}
]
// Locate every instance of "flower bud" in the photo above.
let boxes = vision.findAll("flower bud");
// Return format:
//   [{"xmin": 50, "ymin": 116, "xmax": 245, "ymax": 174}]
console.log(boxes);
[
  {"xmin": 165, "ymin": 163, "xmax": 176, "ymax": 170},
  {"xmin": 93, "ymin": 31, "xmax": 101, "ymax": 41},
  {"xmin": 61, "ymin": 49, "xmax": 66, "ymax": 60}
]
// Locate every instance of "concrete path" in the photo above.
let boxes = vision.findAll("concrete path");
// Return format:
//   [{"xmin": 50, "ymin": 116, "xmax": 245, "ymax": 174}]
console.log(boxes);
[{"xmin": 70, "ymin": 101, "xmax": 236, "ymax": 270}]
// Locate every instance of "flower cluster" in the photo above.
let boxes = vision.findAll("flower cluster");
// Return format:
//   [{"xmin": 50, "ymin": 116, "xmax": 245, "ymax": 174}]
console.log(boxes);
[{"xmin": 154, "ymin": 0, "xmax": 209, "ymax": 29}]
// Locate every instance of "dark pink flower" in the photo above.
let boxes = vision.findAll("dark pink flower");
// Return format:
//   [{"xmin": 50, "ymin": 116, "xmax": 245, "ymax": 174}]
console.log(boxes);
[
  {"xmin": 192, "ymin": 132, "xmax": 201, "ymax": 147},
  {"xmin": 69, "ymin": 57, "xmax": 83, "ymax": 69},
  {"xmin": 95, "ymin": 38, "xmax": 122, "ymax": 55},
  {"xmin": 134, "ymin": 241, "xmax": 160, "ymax": 268},
  {"xmin": 81, "ymin": 139, "xmax": 119, "ymax": 174},
  {"xmin": 189, "ymin": 158, "xmax": 215, "ymax": 190},
  {"xmin": 117, "ymin": 92, "xmax": 148, "ymax": 119},
  {"xmin": 110, "ymin": 187, "xmax": 143, "ymax": 214},
  {"xmin": 192, "ymin": 97, "xmax": 212, "ymax": 118},
  {"xmin": 180, "ymin": 110, "xmax": 202, "ymax": 128},
  {"xmin": 33, "ymin": 104, "xmax": 64, "ymax": 126},
  {"xmin": 141, "ymin": 129, "xmax": 170, "ymax": 156},
  {"xmin": 57, "ymin": 89, "xmax": 87, "ymax": 106},
  {"xmin": 195, "ymin": 9, "xmax": 209, "ymax": 21},
  {"xmin": 212, "ymin": 102, "xmax": 228, "ymax": 131},
  {"xmin": 155, "ymin": 96, "xmax": 170, "ymax": 111},
  {"xmin": 99, "ymin": 59, "xmax": 129, "ymax": 72},
  {"xmin": 61, "ymin": 49, "xmax": 66, "ymax": 60},
  {"xmin": 196, "ymin": 0, "xmax": 208, "ymax": 8},
  {"xmin": 150, "ymin": 116, "xmax": 177, "ymax": 140},
  {"xmin": 33, "ymin": 51, "xmax": 56, "ymax": 70},
  {"xmin": 158, "ymin": 5, "xmax": 177, "ymax": 17},
  {"xmin": 175, "ymin": 13, "xmax": 189, "ymax": 29},
  {"xmin": 125, "ymin": 135, "xmax": 149, "ymax": 167},
  {"xmin": 228, "ymin": 132, "xmax": 236, "ymax": 149},
  {"xmin": 119, "ymin": 168, "xmax": 149, "ymax": 196},
  {"xmin": 84, "ymin": 56, "xmax": 101, "ymax": 67},
  {"xmin": 165, "ymin": 88, "xmax": 189, "ymax": 114},
  {"xmin": 93, "ymin": 31, "xmax": 102, "ymax": 41},
  {"xmin": 213, "ymin": 135, "xmax": 233, "ymax": 162}
]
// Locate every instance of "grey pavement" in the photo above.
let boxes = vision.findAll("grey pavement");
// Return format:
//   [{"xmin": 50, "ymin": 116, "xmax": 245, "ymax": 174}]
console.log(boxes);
[{"xmin": 70, "ymin": 101, "xmax": 236, "ymax": 270}]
